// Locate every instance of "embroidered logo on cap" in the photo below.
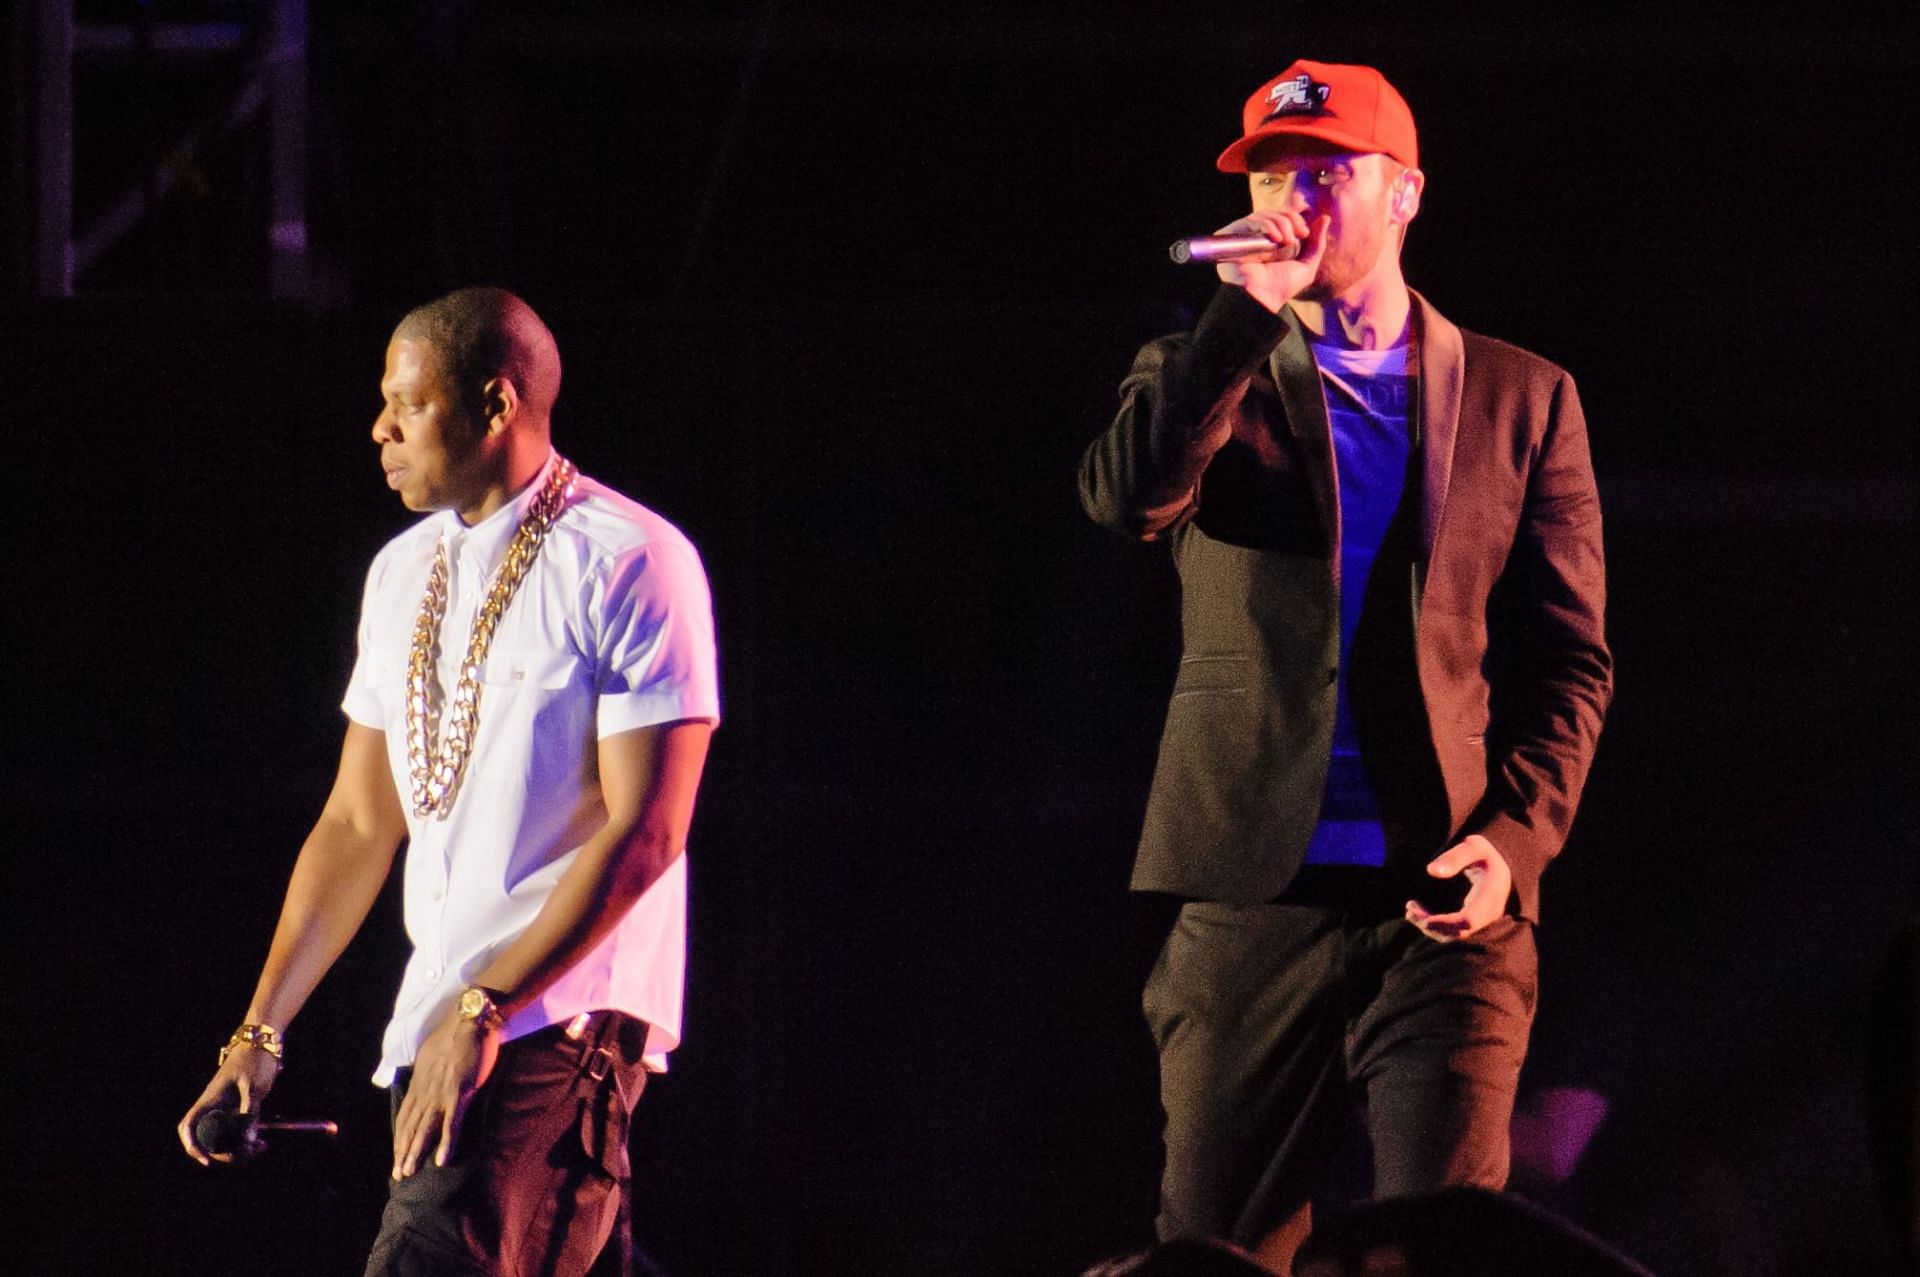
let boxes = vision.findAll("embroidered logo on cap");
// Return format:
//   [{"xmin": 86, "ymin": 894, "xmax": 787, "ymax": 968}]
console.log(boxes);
[{"xmin": 1264, "ymin": 73, "xmax": 1331, "ymax": 120}]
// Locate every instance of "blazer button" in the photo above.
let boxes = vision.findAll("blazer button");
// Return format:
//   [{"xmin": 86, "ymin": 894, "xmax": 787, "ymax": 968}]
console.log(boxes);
[{"xmin": 1326, "ymin": 667, "xmax": 1338, "ymax": 685}]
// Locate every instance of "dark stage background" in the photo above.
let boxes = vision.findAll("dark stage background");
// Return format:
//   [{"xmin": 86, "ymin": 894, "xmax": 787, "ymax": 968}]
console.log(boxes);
[{"xmin": 5, "ymin": 4, "xmax": 1915, "ymax": 1275}]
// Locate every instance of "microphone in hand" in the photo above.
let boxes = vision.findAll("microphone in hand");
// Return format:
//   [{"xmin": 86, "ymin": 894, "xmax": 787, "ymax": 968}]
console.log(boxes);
[
  {"xmin": 1168, "ymin": 234, "xmax": 1304, "ymax": 265},
  {"xmin": 193, "ymin": 1108, "xmax": 339, "ymax": 1163}
]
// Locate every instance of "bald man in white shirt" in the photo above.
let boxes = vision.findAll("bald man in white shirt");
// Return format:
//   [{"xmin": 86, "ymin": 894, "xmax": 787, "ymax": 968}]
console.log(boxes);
[{"xmin": 179, "ymin": 287, "xmax": 719, "ymax": 1276}]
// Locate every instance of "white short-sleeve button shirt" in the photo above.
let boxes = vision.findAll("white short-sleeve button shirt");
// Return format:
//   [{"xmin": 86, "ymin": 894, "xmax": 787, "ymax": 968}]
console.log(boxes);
[{"xmin": 342, "ymin": 453, "xmax": 720, "ymax": 1083}]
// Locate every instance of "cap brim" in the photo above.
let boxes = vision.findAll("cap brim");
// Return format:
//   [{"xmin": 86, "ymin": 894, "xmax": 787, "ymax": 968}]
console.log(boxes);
[{"xmin": 1215, "ymin": 121, "xmax": 1400, "ymax": 172}]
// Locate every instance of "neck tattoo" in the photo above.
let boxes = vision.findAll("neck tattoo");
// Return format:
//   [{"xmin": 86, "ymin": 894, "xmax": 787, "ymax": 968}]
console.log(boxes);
[{"xmin": 405, "ymin": 457, "xmax": 577, "ymax": 817}]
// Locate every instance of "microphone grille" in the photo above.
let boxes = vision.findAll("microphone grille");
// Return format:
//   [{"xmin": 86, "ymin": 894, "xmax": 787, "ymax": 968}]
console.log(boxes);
[{"xmin": 193, "ymin": 1108, "xmax": 252, "ymax": 1156}]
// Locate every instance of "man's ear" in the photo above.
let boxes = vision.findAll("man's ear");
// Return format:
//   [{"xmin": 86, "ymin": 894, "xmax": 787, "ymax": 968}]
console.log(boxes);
[
  {"xmin": 480, "ymin": 376, "xmax": 519, "ymax": 436},
  {"xmin": 1391, "ymin": 167, "xmax": 1425, "ymax": 227}
]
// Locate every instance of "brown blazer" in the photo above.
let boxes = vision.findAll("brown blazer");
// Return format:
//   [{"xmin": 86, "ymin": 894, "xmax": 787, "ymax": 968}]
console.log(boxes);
[{"xmin": 1079, "ymin": 285, "xmax": 1611, "ymax": 919}]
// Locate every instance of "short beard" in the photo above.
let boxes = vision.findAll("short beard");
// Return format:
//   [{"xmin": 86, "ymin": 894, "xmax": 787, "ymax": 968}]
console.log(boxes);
[
  {"xmin": 1297, "ymin": 255, "xmax": 1353, "ymax": 302},
  {"xmin": 1300, "ymin": 230, "xmax": 1384, "ymax": 301}
]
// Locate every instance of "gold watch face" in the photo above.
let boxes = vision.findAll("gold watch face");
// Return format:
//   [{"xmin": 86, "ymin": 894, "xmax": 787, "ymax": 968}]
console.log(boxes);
[{"xmin": 458, "ymin": 987, "xmax": 490, "ymax": 1020}]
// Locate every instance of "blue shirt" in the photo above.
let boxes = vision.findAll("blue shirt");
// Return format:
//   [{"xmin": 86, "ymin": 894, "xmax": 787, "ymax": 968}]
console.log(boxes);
[{"xmin": 1304, "ymin": 339, "xmax": 1414, "ymax": 867}]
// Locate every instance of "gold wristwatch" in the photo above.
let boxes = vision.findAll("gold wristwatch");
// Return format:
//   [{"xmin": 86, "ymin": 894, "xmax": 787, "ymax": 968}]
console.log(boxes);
[{"xmin": 456, "ymin": 985, "xmax": 506, "ymax": 1032}]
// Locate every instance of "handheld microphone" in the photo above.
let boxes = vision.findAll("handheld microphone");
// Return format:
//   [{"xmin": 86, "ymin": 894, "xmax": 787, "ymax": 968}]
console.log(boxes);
[
  {"xmin": 193, "ymin": 1108, "xmax": 339, "ymax": 1161},
  {"xmin": 1167, "ymin": 234, "xmax": 1304, "ymax": 265}
]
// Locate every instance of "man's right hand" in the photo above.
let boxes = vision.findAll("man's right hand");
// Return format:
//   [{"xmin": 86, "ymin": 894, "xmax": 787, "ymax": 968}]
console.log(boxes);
[
  {"xmin": 177, "ymin": 1044, "xmax": 280, "ymax": 1165},
  {"xmin": 1214, "ymin": 209, "xmax": 1329, "ymax": 313}
]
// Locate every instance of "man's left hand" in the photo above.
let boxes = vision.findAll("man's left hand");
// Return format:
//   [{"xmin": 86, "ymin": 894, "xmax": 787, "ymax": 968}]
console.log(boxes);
[
  {"xmin": 391, "ymin": 1009, "xmax": 499, "ymax": 1179},
  {"xmin": 1405, "ymin": 834, "xmax": 1512, "ymax": 942}
]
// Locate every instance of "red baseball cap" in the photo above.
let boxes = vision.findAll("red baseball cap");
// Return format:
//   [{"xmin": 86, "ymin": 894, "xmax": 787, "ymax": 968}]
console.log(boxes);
[{"xmin": 1215, "ymin": 60, "xmax": 1418, "ymax": 173}]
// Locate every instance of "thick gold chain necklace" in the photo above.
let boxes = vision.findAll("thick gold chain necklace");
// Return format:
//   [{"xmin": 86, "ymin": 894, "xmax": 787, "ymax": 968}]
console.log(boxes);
[{"xmin": 405, "ymin": 457, "xmax": 577, "ymax": 817}]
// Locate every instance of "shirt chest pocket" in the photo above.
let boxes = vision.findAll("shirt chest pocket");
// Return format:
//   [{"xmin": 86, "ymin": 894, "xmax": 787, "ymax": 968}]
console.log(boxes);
[{"xmin": 471, "ymin": 647, "xmax": 591, "ymax": 782}]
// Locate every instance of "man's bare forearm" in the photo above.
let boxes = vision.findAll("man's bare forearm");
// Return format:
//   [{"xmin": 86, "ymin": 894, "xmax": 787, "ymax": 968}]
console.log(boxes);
[
  {"xmin": 244, "ymin": 810, "xmax": 403, "ymax": 1029},
  {"xmin": 242, "ymin": 722, "xmax": 406, "ymax": 1030},
  {"xmin": 468, "ymin": 720, "xmax": 710, "ymax": 1014},
  {"xmin": 471, "ymin": 826, "xmax": 678, "ymax": 1016}
]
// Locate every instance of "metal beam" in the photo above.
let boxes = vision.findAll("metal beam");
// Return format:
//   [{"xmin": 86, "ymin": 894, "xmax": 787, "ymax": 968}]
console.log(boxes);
[
  {"xmin": 74, "ymin": 21, "xmax": 250, "ymax": 62},
  {"xmin": 266, "ymin": 0, "xmax": 309, "ymax": 300},
  {"xmin": 24, "ymin": 0, "xmax": 74, "ymax": 297},
  {"xmin": 338, "ymin": 11, "xmax": 1914, "ymax": 67},
  {"xmin": 20, "ymin": 2, "xmax": 311, "ymax": 299},
  {"xmin": 70, "ymin": 67, "xmax": 271, "ymax": 281}
]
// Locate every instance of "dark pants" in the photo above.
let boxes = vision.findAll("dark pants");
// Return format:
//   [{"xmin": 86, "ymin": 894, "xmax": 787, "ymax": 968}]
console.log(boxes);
[
  {"xmin": 365, "ymin": 1012, "xmax": 650, "ymax": 1277},
  {"xmin": 1144, "ymin": 890, "xmax": 1537, "ymax": 1248}
]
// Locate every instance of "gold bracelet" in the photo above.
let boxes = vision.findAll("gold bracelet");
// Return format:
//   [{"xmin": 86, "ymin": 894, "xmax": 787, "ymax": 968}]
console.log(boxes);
[{"xmin": 218, "ymin": 1022, "xmax": 285, "ymax": 1066}]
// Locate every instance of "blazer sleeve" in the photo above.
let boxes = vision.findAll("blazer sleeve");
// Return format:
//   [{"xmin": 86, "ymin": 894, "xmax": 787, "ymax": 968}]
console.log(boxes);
[
  {"xmin": 1079, "ymin": 286, "xmax": 1291, "ymax": 540},
  {"xmin": 1469, "ymin": 370, "xmax": 1613, "ymax": 909}
]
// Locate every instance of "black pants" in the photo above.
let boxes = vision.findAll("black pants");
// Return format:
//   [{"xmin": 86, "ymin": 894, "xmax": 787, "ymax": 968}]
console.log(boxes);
[
  {"xmin": 364, "ymin": 1012, "xmax": 649, "ymax": 1277},
  {"xmin": 1145, "ymin": 893, "xmax": 1537, "ymax": 1248}
]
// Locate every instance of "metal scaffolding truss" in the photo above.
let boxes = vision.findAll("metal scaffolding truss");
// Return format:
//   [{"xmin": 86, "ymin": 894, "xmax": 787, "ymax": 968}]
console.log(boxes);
[{"xmin": 13, "ymin": 0, "xmax": 309, "ymax": 299}]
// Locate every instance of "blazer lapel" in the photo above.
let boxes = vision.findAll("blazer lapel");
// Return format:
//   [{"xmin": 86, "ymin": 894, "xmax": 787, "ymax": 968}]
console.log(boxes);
[
  {"xmin": 1270, "ymin": 308, "xmax": 1339, "ymax": 562},
  {"xmin": 1412, "ymin": 290, "xmax": 1465, "ymax": 581}
]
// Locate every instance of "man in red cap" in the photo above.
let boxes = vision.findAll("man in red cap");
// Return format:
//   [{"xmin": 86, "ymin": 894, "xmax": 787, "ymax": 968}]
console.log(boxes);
[{"xmin": 1080, "ymin": 60, "xmax": 1611, "ymax": 1268}]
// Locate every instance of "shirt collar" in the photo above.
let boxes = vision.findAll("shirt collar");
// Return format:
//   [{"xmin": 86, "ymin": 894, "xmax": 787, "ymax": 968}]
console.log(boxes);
[{"xmin": 436, "ymin": 450, "xmax": 561, "ymax": 569}]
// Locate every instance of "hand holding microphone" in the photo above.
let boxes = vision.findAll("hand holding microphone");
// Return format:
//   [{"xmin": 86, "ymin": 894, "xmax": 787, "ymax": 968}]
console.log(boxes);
[
  {"xmin": 1172, "ymin": 210, "xmax": 1329, "ymax": 314},
  {"xmin": 192, "ymin": 1107, "xmax": 340, "ymax": 1163},
  {"xmin": 1168, "ymin": 234, "xmax": 1299, "ymax": 264}
]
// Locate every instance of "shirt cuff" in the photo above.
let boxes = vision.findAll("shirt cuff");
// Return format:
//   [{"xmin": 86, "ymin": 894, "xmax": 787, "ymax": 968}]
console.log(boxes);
[{"xmin": 597, "ymin": 689, "xmax": 720, "ymax": 739}]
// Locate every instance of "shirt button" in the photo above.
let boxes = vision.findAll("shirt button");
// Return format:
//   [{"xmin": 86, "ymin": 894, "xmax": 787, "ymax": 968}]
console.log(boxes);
[{"xmin": 425, "ymin": 968, "xmax": 440, "ymax": 981}]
